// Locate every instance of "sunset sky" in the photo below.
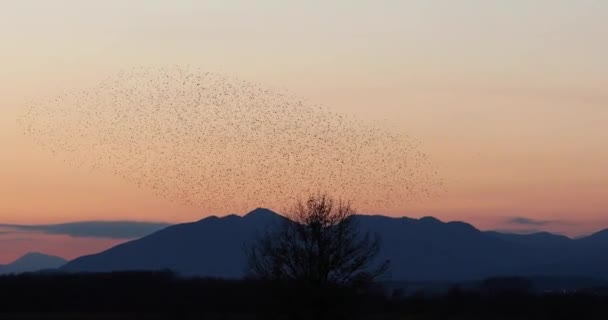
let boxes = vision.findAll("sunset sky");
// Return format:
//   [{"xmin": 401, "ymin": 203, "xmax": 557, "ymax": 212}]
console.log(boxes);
[{"xmin": 1, "ymin": 1, "xmax": 607, "ymax": 263}]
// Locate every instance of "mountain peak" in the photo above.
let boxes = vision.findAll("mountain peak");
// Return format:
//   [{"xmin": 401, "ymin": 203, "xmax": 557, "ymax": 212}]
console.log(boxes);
[
  {"xmin": 20, "ymin": 252, "xmax": 50, "ymax": 259},
  {"xmin": 245, "ymin": 208, "xmax": 279, "ymax": 219},
  {"xmin": 0, "ymin": 252, "xmax": 67, "ymax": 275},
  {"xmin": 419, "ymin": 216, "xmax": 442, "ymax": 224},
  {"xmin": 12, "ymin": 252, "xmax": 66, "ymax": 264}
]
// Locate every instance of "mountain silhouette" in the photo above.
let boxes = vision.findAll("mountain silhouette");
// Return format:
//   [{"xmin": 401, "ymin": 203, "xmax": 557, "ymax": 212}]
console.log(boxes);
[
  {"xmin": 62, "ymin": 209, "xmax": 608, "ymax": 281},
  {"xmin": 485, "ymin": 231, "xmax": 573, "ymax": 249},
  {"xmin": 0, "ymin": 252, "xmax": 67, "ymax": 275},
  {"xmin": 63, "ymin": 209, "xmax": 284, "ymax": 277}
]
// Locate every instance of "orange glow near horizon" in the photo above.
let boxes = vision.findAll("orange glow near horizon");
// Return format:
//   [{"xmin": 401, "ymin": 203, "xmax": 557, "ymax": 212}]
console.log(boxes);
[
  {"xmin": 1, "ymin": 1, "xmax": 607, "ymax": 262},
  {"xmin": 0, "ymin": 232, "xmax": 128, "ymax": 265}
]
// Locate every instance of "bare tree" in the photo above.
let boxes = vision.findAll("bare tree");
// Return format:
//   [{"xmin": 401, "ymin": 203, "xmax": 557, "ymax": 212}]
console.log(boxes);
[{"xmin": 246, "ymin": 193, "xmax": 389, "ymax": 288}]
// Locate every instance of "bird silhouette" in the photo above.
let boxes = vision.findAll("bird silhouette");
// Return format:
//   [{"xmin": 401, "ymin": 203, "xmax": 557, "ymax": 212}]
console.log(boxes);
[{"xmin": 19, "ymin": 66, "xmax": 442, "ymax": 215}]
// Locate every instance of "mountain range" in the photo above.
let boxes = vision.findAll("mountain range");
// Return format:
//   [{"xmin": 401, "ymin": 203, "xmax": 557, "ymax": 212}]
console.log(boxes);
[
  {"xmin": 61, "ymin": 209, "xmax": 608, "ymax": 281},
  {"xmin": 0, "ymin": 252, "xmax": 67, "ymax": 275}
]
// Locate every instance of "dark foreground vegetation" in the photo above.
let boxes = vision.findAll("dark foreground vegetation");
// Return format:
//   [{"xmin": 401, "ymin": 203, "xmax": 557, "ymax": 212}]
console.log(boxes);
[{"xmin": 2, "ymin": 272, "xmax": 608, "ymax": 319}]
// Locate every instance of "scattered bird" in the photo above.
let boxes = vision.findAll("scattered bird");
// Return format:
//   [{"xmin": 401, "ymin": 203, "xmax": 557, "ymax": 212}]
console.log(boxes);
[{"xmin": 20, "ymin": 66, "xmax": 442, "ymax": 215}]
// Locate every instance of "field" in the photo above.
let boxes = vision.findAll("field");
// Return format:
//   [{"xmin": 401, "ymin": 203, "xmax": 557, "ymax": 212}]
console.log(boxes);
[{"xmin": 2, "ymin": 272, "xmax": 608, "ymax": 319}]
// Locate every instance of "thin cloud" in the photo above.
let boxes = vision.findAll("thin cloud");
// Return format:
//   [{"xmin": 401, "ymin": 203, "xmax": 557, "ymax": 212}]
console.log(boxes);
[
  {"xmin": 0, "ymin": 221, "xmax": 170, "ymax": 239},
  {"xmin": 498, "ymin": 216, "xmax": 578, "ymax": 235},
  {"xmin": 494, "ymin": 228, "xmax": 549, "ymax": 235},
  {"xmin": 507, "ymin": 217, "xmax": 551, "ymax": 226}
]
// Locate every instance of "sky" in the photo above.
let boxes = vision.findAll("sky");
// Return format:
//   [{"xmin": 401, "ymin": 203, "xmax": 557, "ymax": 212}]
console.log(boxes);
[{"xmin": 1, "ymin": 0, "xmax": 607, "ymax": 262}]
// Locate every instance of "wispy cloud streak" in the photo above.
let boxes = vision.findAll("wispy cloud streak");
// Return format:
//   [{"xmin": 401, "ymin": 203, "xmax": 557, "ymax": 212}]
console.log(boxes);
[{"xmin": 0, "ymin": 221, "xmax": 170, "ymax": 239}]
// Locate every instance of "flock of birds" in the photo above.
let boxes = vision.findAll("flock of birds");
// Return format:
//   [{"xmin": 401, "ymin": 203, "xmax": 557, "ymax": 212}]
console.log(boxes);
[{"xmin": 19, "ymin": 66, "xmax": 441, "ymax": 215}]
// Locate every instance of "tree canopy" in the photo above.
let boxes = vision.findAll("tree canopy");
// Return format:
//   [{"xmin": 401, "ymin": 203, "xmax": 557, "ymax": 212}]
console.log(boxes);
[{"xmin": 246, "ymin": 193, "xmax": 389, "ymax": 288}]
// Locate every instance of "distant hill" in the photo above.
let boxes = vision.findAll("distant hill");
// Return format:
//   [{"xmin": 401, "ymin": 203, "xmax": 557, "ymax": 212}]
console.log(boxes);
[
  {"xmin": 63, "ymin": 208, "xmax": 284, "ymax": 278},
  {"xmin": 62, "ymin": 209, "xmax": 608, "ymax": 281},
  {"xmin": 0, "ymin": 252, "xmax": 67, "ymax": 275},
  {"xmin": 485, "ymin": 231, "xmax": 573, "ymax": 249}
]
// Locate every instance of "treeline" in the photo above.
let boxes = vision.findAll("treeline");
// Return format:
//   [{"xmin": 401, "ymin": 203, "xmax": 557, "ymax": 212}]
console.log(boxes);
[{"xmin": 1, "ymin": 272, "xmax": 608, "ymax": 319}]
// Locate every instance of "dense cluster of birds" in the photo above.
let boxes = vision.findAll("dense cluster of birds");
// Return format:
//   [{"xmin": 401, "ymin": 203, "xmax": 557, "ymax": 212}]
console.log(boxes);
[{"xmin": 19, "ymin": 66, "xmax": 441, "ymax": 215}]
